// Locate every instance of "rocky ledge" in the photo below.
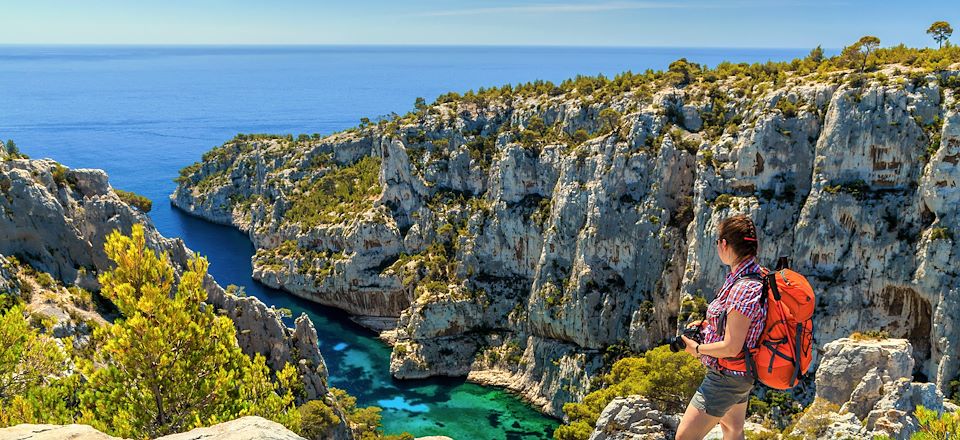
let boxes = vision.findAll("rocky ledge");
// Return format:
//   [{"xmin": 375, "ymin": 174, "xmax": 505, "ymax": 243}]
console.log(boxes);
[{"xmin": 0, "ymin": 416, "xmax": 305, "ymax": 440}]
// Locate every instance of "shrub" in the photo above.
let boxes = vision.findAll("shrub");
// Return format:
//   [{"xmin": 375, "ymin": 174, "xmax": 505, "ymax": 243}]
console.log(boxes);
[
  {"xmin": 745, "ymin": 430, "xmax": 780, "ymax": 440},
  {"xmin": 0, "ymin": 306, "xmax": 67, "ymax": 407},
  {"xmin": 35, "ymin": 272, "xmax": 56, "ymax": 289},
  {"xmin": 598, "ymin": 108, "xmax": 621, "ymax": 134},
  {"xmin": 554, "ymin": 346, "xmax": 705, "ymax": 440},
  {"xmin": 5, "ymin": 140, "xmax": 19, "ymax": 156},
  {"xmin": 298, "ymin": 400, "xmax": 340, "ymax": 440},
  {"xmin": 748, "ymin": 390, "xmax": 804, "ymax": 429},
  {"xmin": 712, "ymin": 194, "xmax": 734, "ymax": 210},
  {"xmin": 571, "ymin": 129, "xmax": 589, "ymax": 145},
  {"xmin": 174, "ymin": 163, "xmax": 201, "ymax": 184},
  {"xmin": 775, "ymin": 98, "xmax": 799, "ymax": 118},
  {"xmin": 912, "ymin": 405, "xmax": 960, "ymax": 439},
  {"xmin": 329, "ymin": 388, "xmax": 412, "ymax": 440},
  {"xmin": 823, "ymin": 179, "xmax": 869, "ymax": 199},
  {"xmin": 850, "ymin": 330, "xmax": 890, "ymax": 341},
  {"xmin": 51, "ymin": 164, "xmax": 69, "ymax": 188},
  {"xmin": 465, "ymin": 135, "xmax": 496, "ymax": 169},
  {"xmin": 67, "ymin": 286, "xmax": 94, "ymax": 311},
  {"xmin": 930, "ymin": 227, "xmax": 952, "ymax": 241},
  {"xmin": 784, "ymin": 398, "xmax": 841, "ymax": 439},
  {"xmin": 679, "ymin": 294, "xmax": 708, "ymax": 322},
  {"xmin": 114, "ymin": 189, "xmax": 153, "ymax": 213}
]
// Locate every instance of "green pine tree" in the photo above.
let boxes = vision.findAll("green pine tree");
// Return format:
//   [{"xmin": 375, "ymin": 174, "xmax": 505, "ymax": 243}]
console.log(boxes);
[{"xmin": 78, "ymin": 223, "xmax": 302, "ymax": 438}]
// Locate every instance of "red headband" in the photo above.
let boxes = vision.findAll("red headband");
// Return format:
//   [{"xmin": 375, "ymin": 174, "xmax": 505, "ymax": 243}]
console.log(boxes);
[{"xmin": 743, "ymin": 236, "xmax": 757, "ymax": 242}]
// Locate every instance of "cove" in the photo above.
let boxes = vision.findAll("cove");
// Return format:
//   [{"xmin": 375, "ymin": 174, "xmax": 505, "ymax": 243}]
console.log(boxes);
[{"xmin": 170, "ymin": 207, "xmax": 559, "ymax": 438}]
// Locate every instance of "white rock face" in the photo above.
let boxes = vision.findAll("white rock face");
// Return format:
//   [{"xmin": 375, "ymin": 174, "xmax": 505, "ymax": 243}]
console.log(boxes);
[
  {"xmin": 170, "ymin": 70, "xmax": 960, "ymax": 417},
  {"xmin": 588, "ymin": 396, "xmax": 677, "ymax": 440},
  {"xmin": 792, "ymin": 337, "xmax": 954, "ymax": 440}
]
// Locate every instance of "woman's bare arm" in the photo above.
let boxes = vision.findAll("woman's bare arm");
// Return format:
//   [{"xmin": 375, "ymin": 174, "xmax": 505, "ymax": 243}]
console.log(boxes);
[{"xmin": 682, "ymin": 309, "xmax": 750, "ymax": 358}]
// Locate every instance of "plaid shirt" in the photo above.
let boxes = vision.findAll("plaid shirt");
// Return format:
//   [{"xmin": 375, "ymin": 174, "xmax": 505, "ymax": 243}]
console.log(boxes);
[{"xmin": 699, "ymin": 255, "xmax": 766, "ymax": 375}]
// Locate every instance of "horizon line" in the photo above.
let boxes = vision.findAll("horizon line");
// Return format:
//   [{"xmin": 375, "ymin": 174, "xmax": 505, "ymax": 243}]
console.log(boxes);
[{"xmin": 0, "ymin": 42, "xmax": 835, "ymax": 51}]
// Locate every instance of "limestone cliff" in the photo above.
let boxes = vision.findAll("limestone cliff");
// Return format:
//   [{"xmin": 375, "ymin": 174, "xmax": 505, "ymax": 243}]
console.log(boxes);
[
  {"xmin": 170, "ymin": 64, "xmax": 960, "ymax": 417},
  {"xmin": 0, "ymin": 155, "xmax": 351, "ymax": 439}
]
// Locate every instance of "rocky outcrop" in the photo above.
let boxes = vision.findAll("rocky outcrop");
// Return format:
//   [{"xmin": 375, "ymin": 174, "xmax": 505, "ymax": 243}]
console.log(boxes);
[
  {"xmin": 791, "ymin": 337, "xmax": 957, "ymax": 439},
  {"xmin": 154, "ymin": 417, "xmax": 305, "ymax": 440},
  {"xmin": 0, "ymin": 157, "xmax": 350, "ymax": 439},
  {"xmin": 588, "ymin": 396, "xmax": 677, "ymax": 440},
  {"xmin": 171, "ymin": 66, "xmax": 960, "ymax": 416},
  {"xmin": 0, "ymin": 416, "xmax": 305, "ymax": 440}
]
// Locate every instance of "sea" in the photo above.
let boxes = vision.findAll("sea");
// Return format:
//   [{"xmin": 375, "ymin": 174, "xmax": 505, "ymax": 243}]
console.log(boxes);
[{"xmin": 0, "ymin": 45, "xmax": 810, "ymax": 439}]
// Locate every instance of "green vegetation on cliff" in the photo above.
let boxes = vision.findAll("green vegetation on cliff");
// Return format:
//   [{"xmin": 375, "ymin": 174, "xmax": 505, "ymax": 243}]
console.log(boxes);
[
  {"xmin": 428, "ymin": 38, "xmax": 958, "ymax": 110},
  {"xmin": 553, "ymin": 346, "xmax": 705, "ymax": 440},
  {"xmin": 114, "ymin": 189, "xmax": 153, "ymax": 213},
  {"xmin": 286, "ymin": 155, "xmax": 382, "ymax": 227}
]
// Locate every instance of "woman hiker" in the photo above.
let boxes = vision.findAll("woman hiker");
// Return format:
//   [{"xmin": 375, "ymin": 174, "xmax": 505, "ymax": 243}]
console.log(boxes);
[{"xmin": 675, "ymin": 214, "xmax": 766, "ymax": 440}]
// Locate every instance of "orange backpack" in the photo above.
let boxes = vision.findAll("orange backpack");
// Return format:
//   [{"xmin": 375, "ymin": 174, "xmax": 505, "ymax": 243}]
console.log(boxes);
[{"xmin": 717, "ymin": 257, "xmax": 816, "ymax": 390}]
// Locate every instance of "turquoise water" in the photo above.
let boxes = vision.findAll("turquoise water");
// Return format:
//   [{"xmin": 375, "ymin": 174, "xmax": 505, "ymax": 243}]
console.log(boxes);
[{"xmin": 0, "ymin": 45, "xmax": 808, "ymax": 438}]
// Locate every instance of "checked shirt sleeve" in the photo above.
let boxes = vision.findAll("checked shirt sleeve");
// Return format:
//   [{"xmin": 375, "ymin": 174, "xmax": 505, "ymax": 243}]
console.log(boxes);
[{"xmin": 725, "ymin": 279, "xmax": 766, "ymax": 347}]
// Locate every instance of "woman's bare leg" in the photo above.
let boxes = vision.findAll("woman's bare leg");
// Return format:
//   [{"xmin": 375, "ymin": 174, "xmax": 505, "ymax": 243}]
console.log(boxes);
[
  {"xmin": 675, "ymin": 402, "xmax": 721, "ymax": 440},
  {"xmin": 718, "ymin": 401, "xmax": 748, "ymax": 440}
]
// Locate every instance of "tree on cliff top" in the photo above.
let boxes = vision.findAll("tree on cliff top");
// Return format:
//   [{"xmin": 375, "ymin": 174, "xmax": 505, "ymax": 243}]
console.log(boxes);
[
  {"xmin": 78, "ymin": 223, "xmax": 302, "ymax": 438},
  {"xmin": 857, "ymin": 36, "xmax": 881, "ymax": 74},
  {"xmin": 927, "ymin": 21, "xmax": 953, "ymax": 48}
]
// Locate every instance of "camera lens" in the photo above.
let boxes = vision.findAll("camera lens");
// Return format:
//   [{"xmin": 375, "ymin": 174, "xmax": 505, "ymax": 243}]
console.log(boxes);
[{"xmin": 669, "ymin": 336, "xmax": 686, "ymax": 352}]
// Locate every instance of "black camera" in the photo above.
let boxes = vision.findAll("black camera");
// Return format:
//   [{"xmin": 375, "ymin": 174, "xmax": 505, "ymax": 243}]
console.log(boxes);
[{"xmin": 669, "ymin": 326, "xmax": 703, "ymax": 353}]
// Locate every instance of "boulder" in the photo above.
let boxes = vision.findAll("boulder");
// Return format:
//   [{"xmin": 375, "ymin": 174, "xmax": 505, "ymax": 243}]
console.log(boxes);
[
  {"xmin": 155, "ymin": 417, "xmax": 305, "ymax": 440},
  {"xmin": 0, "ymin": 417, "xmax": 305, "ymax": 440},
  {"xmin": 791, "ymin": 338, "xmax": 954, "ymax": 440},
  {"xmin": 0, "ymin": 423, "xmax": 123, "ymax": 439},
  {"xmin": 588, "ymin": 396, "xmax": 678, "ymax": 440}
]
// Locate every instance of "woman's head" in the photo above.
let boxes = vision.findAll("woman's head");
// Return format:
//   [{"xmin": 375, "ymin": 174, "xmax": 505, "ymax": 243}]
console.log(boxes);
[{"xmin": 716, "ymin": 214, "xmax": 758, "ymax": 265}]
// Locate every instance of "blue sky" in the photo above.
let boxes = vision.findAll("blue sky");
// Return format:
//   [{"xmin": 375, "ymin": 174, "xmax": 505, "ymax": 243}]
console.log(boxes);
[{"xmin": 1, "ymin": 0, "xmax": 956, "ymax": 48}]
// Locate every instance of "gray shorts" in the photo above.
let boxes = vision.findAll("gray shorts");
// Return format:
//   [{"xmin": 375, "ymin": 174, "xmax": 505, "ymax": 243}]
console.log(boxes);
[{"xmin": 690, "ymin": 368, "xmax": 755, "ymax": 417}]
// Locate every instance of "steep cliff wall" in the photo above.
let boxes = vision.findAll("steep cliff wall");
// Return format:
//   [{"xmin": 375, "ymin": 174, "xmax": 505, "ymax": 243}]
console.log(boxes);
[{"xmin": 170, "ymin": 65, "xmax": 960, "ymax": 416}]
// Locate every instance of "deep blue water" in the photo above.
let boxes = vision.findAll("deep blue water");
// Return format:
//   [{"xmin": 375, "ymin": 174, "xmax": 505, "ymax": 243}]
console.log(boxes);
[{"xmin": 0, "ymin": 45, "xmax": 809, "ymax": 438}]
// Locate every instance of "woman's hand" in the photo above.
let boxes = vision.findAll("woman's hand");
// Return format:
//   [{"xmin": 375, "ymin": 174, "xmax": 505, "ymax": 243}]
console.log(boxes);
[
  {"xmin": 686, "ymin": 320, "xmax": 703, "ymax": 329},
  {"xmin": 681, "ymin": 335, "xmax": 699, "ymax": 356}
]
